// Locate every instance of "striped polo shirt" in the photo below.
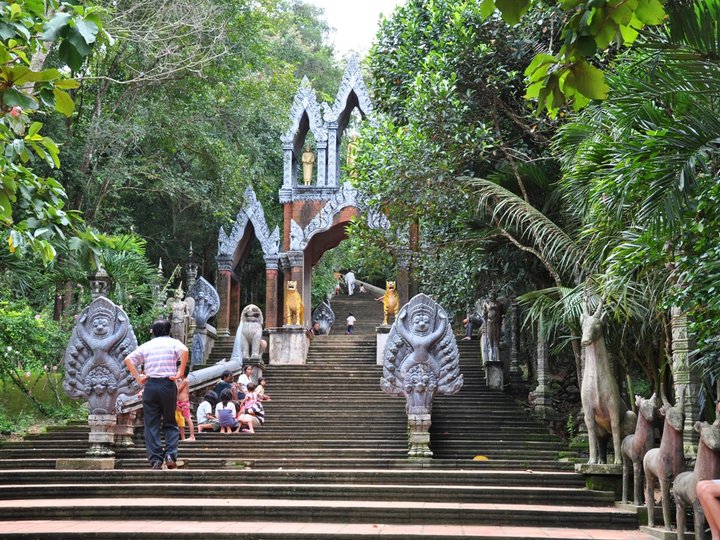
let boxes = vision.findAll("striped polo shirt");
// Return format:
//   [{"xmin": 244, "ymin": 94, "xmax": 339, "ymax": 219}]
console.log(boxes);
[{"xmin": 126, "ymin": 336, "xmax": 188, "ymax": 378}]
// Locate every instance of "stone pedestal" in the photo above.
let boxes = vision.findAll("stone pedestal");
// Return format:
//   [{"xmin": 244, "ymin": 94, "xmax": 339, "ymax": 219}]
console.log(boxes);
[
  {"xmin": 575, "ymin": 463, "xmax": 623, "ymax": 500},
  {"xmin": 87, "ymin": 414, "xmax": 117, "ymax": 456},
  {"xmin": 268, "ymin": 326, "xmax": 308, "ymax": 365},
  {"xmin": 408, "ymin": 413, "xmax": 432, "ymax": 458},
  {"xmin": 485, "ymin": 360, "xmax": 503, "ymax": 390},
  {"xmin": 113, "ymin": 410, "xmax": 137, "ymax": 447},
  {"xmin": 376, "ymin": 325, "xmax": 390, "ymax": 365}
]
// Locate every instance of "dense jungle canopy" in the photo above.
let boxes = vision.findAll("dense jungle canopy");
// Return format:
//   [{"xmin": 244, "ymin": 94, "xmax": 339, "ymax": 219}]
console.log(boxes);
[{"xmin": 2, "ymin": 0, "xmax": 720, "ymax": 427}]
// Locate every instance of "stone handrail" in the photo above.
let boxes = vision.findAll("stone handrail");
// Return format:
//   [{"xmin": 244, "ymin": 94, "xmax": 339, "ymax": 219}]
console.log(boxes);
[
  {"xmin": 354, "ymin": 280, "xmax": 384, "ymax": 297},
  {"xmin": 118, "ymin": 357, "xmax": 243, "ymax": 414}
]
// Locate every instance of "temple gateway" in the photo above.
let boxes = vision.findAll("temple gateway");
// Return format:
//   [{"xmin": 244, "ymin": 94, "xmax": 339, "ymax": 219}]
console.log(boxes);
[{"xmin": 215, "ymin": 56, "xmax": 397, "ymax": 332}]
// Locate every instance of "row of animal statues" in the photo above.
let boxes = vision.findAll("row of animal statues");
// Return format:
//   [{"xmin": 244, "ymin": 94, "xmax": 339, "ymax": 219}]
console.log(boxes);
[
  {"xmin": 618, "ymin": 390, "xmax": 720, "ymax": 539},
  {"xmin": 580, "ymin": 301, "xmax": 720, "ymax": 538}
]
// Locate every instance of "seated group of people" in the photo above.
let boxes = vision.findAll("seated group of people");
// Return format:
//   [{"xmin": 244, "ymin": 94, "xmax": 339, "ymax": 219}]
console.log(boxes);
[{"xmin": 195, "ymin": 366, "xmax": 271, "ymax": 435}]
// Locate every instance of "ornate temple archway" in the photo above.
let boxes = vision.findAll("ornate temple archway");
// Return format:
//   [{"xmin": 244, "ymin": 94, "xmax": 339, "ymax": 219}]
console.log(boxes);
[{"xmin": 216, "ymin": 56, "xmax": 391, "ymax": 331}]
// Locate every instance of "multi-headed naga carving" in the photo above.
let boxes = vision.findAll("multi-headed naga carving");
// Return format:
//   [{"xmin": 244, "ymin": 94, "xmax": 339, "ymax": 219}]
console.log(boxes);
[
  {"xmin": 63, "ymin": 297, "xmax": 140, "ymax": 415},
  {"xmin": 188, "ymin": 277, "xmax": 220, "ymax": 366},
  {"xmin": 63, "ymin": 296, "xmax": 140, "ymax": 455},
  {"xmin": 381, "ymin": 294, "xmax": 463, "ymax": 457},
  {"xmin": 311, "ymin": 300, "xmax": 334, "ymax": 335}
]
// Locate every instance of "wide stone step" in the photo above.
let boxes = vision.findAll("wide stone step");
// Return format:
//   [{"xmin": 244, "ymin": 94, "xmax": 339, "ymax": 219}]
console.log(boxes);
[
  {"xmin": 0, "ymin": 497, "xmax": 639, "ymax": 529},
  {"xmin": 0, "ymin": 457, "xmax": 577, "ymax": 471},
  {"xmin": 0, "ymin": 482, "xmax": 614, "ymax": 506},
  {"xmin": 0, "ymin": 468, "xmax": 587, "ymax": 487},
  {"xmin": 0, "ymin": 519, "xmax": 653, "ymax": 539}
]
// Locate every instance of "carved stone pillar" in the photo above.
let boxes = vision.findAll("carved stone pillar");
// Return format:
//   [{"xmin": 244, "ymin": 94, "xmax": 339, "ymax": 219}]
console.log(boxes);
[
  {"xmin": 316, "ymin": 140, "xmax": 327, "ymax": 187},
  {"xmin": 532, "ymin": 324, "xmax": 554, "ymax": 418},
  {"xmin": 265, "ymin": 256, "xmax": 280, "ymax": 328},
  {"xmin": 282, "ymin": 142, "xmax": 294, "ymax": 188},
  {"xmin": 229, "ymin": 276, "xmax": 241, "ymax": 334},
  {"xmin": 185, "ymin": 248, "xmax": 198, "ymax": 292},
  {"xmin": 287, "ymin": 250, "xmax": 304, "ymax": 285},
  {"xmin": 672, "ymin": 306, "xmax": 699, "ymax": 456},
  {"xmin": 396, "ymin": 248, "xmax": 411, "ymax": 307},
  {"xmin": 509, "ymin": 301, "xmax": 520, "ymax": 374},
  {"xmin": 215, "ymin": 257, "xmax": 233, "ymax": 337},
  {"xmin": 327, "ymin": 122, "xmax": 338, "ymax": 187}
]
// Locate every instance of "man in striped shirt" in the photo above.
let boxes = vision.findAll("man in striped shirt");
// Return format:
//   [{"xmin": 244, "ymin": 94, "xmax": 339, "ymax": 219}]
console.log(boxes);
[{"xmin": 124, "ymin": 319, "xmax": 188, "ymax": 470}]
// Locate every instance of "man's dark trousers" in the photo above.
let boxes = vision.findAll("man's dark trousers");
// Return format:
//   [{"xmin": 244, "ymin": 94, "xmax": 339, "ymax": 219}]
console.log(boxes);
[{"xmin": 143, "ymin": 378, "xmax": 179, "ymax": 466}]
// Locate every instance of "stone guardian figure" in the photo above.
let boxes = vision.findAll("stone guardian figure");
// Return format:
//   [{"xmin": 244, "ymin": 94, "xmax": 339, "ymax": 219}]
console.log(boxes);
[
  {"xmin": 62, "ymin": 296, "xmax": 140, "ymax": 455},
  {"xmin": 167, "ymin": 284, "xmax": 194, "ymax": 344},
  {"xmin": 381, "ymin": 293, "xmax": 463, "ymax": 457},
  {"xmin": 231, "ymin": 304, "xmax": 265, "ymax": 362}
]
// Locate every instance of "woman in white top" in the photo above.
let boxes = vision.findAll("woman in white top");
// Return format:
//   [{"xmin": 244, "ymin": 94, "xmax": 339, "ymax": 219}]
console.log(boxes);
[{"xmin": 238, "ymin": 365, "xmax": 253, "ymax": 395}]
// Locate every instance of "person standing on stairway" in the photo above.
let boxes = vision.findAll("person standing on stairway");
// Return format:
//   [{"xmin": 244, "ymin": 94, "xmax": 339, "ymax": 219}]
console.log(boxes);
[
  {"xmin": 346, "ymin": 312, "xmax": 356, "ymax": 335},
  {"xmin": 345, "ymin": 270, "xmax": 356, "ymax": 295},
  {"xmin": 124, "ymin": 319, "xmax": 188, "ymax": 470}
]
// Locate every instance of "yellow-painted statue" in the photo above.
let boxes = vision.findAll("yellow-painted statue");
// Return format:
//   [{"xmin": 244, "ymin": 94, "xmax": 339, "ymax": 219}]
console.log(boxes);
[
  {"xmin": 381, "ymin": 281, "xmax": 400, "ymax": 325},
  {"xmin": 284, "ymin": 280, "xmax": 304, "ymax": 326}
]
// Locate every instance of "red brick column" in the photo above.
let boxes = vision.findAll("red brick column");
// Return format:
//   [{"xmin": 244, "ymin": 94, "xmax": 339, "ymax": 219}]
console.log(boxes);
[
  {"xmin": 216, "ymin": 257, "xmax": 233, "ymax": 337},
  {"xmin": 229, "ymin": 276, "xmax": 241, "ymax": 334},
  {"xmin": 264, "ymin": 256, "xmax": 279, "ymax": 328}
]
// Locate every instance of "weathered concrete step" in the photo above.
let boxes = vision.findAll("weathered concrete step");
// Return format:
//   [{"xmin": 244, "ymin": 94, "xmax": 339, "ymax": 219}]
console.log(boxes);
[
  {"xmin": 0, "ymin": 457, "xmax": 576, "ymax": 470},
  {"xmin": 0, "ymin": 468, "xmax": 587, "ymax": 487},
  {"xmin": 0, "ymin": 448, "xmax": 411, "ymax": 460},
  {"xmin": 0, "ymin": 497, "xmax": 640, "ymax": 528},
  {"xmin": 0, "ymin": 519, "xmax": 653, "ymax": 539},
  {"xmin": 0, "ymin": 483, "xmax": 614, "ymax": 505}
]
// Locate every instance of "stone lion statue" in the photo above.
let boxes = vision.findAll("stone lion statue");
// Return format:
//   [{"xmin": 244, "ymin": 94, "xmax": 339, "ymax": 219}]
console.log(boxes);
[
  {"xmin": 231, "ymin": 304, "xmax": 264, "ymax": 362},
  {"xmin": 284, "ymin": 280, "xmax": 304, "ymax": 326},
  {"xmin": 381, "ymin": 281, "xmax": 400, "ymax": 325}
]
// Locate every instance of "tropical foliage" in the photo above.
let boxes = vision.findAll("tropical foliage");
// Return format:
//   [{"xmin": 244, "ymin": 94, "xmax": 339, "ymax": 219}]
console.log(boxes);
[{"xmin": 357, "ymin": 0, "xmax": 720, "ymax": 401}]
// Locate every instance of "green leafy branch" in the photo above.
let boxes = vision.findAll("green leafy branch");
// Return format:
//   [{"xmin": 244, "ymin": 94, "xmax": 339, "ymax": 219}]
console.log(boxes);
[{"xmin": 481, "ymin": 0, "xmax": 666, "ymax": 116}]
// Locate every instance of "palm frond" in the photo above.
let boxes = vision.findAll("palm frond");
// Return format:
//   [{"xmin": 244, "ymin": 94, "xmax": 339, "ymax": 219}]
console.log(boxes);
[{"xmin": 469, "ymin": 177, "xmax": 584, "ymax": 281}]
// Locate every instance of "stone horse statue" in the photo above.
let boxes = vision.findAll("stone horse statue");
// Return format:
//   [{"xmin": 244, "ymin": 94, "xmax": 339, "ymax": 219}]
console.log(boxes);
[
  {"xmin": 673, "ymin": 417, "xmax": 720, "ymax": 540},
  {"xmin": 580, "ymin": 301, "xmax": 636, "ymax": 464},
  {"xmin": 644, "ymin": 387, "xmax": 686, "ymax": 530},
  {"xmin": 621, "ymin": 393, "xmax": 658, "ymax": 505}
]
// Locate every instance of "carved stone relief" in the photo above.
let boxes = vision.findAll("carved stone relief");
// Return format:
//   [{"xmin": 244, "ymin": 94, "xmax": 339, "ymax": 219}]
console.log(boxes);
[
  {"xmin": 289, "ymin": 182, "xmax": 390, "ymax": 251},
  {"xmin": 217, "ymin": 186, "xmax": 280, "ymax": 262}
]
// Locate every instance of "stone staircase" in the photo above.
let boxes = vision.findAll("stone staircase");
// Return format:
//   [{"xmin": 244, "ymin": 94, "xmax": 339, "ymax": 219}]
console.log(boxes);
[
  {"xmin": 327, "ymin": 289, "xmax": 385, "ymax": 335},
  {"xmin": 0, "ymin": 295, "xmax": 650, "ymax": 538}
]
